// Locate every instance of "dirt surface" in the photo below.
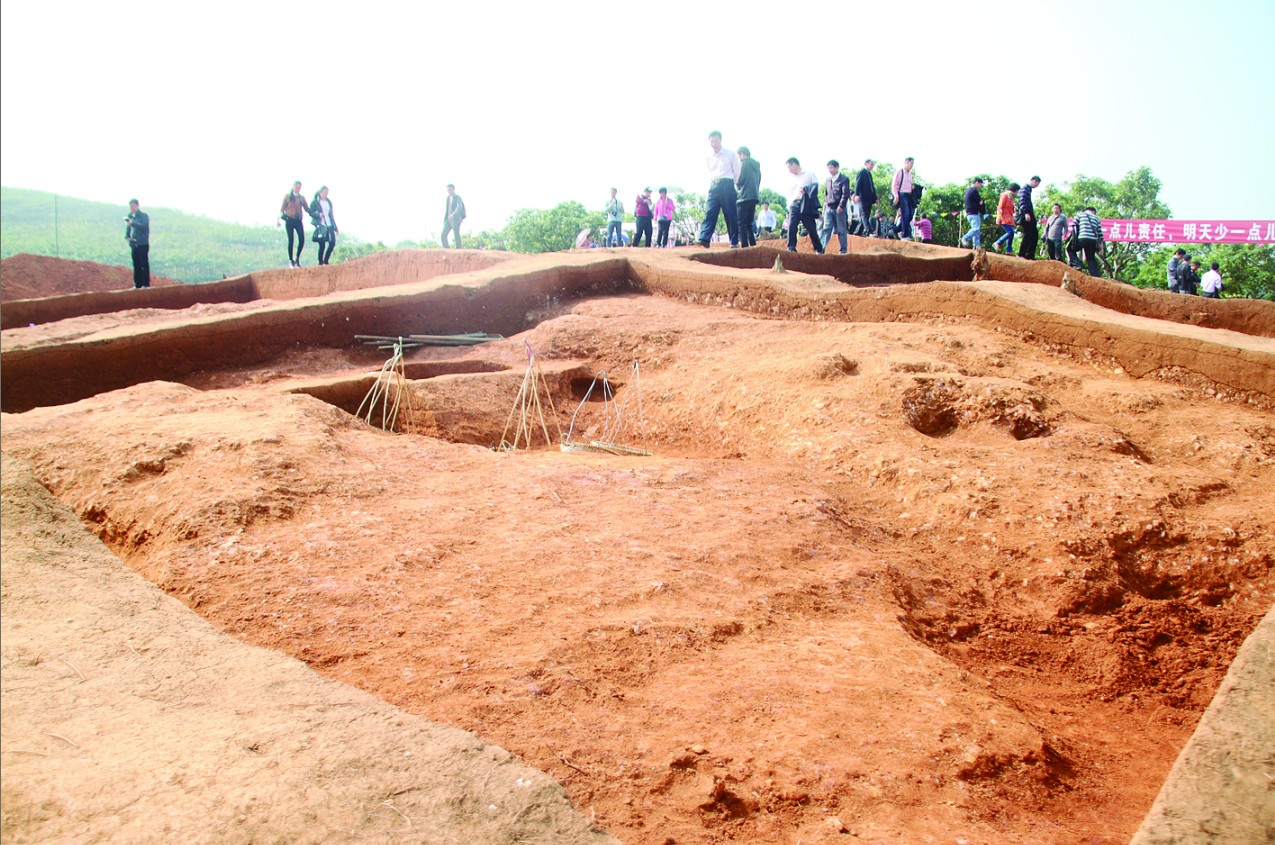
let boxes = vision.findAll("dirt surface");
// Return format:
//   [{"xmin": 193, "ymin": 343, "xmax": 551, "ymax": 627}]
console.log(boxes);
[
  {"xmin": 2, "ymin": 245, "xmax": 1273, "ymax": 844},
  {"xmin": 0, "ymin": 454, "xmax": 618, "ymax": 845},
  {"xmin": 1, "ymin": 253, "xmax": 178, "ymax": 301},
  {"xmin": 1129, "ymin": 605, "xmax": 1275, "ymax": 844}
]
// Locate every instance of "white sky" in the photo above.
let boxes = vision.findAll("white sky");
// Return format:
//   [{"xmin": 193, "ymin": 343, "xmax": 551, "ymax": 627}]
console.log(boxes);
[{"xmin": 2, "ymin": 0, "xmax": 1272, "ymax": 246}]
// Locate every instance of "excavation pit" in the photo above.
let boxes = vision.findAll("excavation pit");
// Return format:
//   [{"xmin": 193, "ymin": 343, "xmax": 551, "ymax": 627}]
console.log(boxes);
[{"xmin": 3, "ymin": 247, "xmax": 1274, "ymax": 845}]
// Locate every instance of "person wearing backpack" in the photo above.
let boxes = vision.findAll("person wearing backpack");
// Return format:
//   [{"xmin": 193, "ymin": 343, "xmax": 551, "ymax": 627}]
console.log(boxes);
[{"xmin": 891, "ymin": 157, "xmax": 919, "ymax": 240}]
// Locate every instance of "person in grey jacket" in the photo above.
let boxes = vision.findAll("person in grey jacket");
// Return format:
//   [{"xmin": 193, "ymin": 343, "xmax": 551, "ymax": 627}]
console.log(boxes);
[
  {"xmin": 442, "ymin": 184, "xmax": 466, "ymax": 248},
  {"xmin": 820, "ymin": 160, "xmax": 852, "ymax": 254},
  {"xmin": 1043, "ymin": 203, "xmax": 1068, "ymax": 262},
  {"xmin": 124, "ymin": 198, "xmax": 150, "ymax": 288}
]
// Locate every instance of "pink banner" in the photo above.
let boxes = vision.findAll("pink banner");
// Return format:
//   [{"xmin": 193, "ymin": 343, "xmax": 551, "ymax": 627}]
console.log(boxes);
[{"xmin": 1101, "ymin": 219, "xmax": 1275, "ymax": 245}]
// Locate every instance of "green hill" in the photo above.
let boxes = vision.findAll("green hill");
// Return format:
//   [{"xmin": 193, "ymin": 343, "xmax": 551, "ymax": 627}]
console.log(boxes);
[{"xmin": 0, "ymin": 187, "xmax": 376, "ymax": 282}]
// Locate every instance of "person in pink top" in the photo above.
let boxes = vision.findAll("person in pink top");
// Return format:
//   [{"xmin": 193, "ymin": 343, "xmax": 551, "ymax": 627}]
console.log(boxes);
[
  {"xmin": 653, "ymin": 187, "xmax": 676, "ymax": 248},
  {"xmin": 913, "ymin": 213, "xmax": 933, "ymax": 243}
]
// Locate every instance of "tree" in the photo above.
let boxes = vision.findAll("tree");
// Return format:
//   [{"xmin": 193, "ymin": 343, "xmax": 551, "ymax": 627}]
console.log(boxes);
[
  {"xmin": 502, "ymin": 202, "xmax": 603, "ymax": 253},
  {"xmin": 1044, "ymin": 167, "xmax": 1171, "ymax": 282}
]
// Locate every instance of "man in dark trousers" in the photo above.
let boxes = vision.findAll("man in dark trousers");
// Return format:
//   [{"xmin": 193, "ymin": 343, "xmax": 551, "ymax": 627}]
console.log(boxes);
[
  {"xmin": 735, "ymin": 146, "xmax": 761, "ymax": 247},
  {"xmin": 632, "ymin": 187, "xmax": 654, "ymax": 247},
  {"xmin": 1066, "ymin": 205, "xmax": 1104, "ymax": 277},
  {"xmin": 853, "ymin": 159, "xmax": 877, "ymax": 237},
  {"xmin": 442, "ymin": 183, "xmax": 466, "ymax": 248},
  {"xmin": 820, "ymin": 160, "xmax": 852, "ymax": 254},
  {"xmin": 960, "ymin": 178, "xmax": 986, "ymax": 249},
  {"xmin": 125, "ymin": 199, "xmax": 150, "ymax": 288},
  {"xmin": 1016, "ymin": 176, "xmax": 1041, "ymax": 259}
]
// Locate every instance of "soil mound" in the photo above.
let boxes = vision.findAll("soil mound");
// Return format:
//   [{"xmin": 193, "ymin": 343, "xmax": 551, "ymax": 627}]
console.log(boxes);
[{"xmin": 1, "ymin": 253, "xmax": 177, "ymax": 301}]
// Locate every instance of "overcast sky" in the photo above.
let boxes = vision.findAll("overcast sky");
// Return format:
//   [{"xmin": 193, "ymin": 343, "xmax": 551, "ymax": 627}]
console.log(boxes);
[{"xmin": 2, "ymin": 0, "xmax": 1272, "ymax": 248}]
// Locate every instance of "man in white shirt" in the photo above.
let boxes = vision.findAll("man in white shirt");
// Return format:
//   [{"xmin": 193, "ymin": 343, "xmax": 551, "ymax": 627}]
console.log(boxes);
[
  {"xmin": 785, "ymin": 157, "xmax": 824, "ymax": 254},
  {"xmin": 1200, "ymin": 262, "xmax": 1224, "ymax": 298},
  {"xmin": 696, "ymin": 130, "xmax": 741, "ymax": 248},
  {"xmin": 757, "ymin": 202, "xmax": 777, "ymax": 236}
]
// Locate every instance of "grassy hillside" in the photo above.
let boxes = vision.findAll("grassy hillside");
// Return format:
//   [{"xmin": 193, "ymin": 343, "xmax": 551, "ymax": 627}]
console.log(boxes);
[{"xmin": 1, "ymin": 187, "xmax": 369, "ymax": 282}]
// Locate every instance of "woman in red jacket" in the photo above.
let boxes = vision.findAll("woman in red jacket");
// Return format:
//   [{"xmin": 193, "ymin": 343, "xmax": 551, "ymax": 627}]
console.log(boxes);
[{"xmin": 992, "ymin": 183, "xmax": 1019, "ymax": 253}]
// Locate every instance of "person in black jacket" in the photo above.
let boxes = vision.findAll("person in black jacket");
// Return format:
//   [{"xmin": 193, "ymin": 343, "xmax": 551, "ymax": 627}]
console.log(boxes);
[
  {"xmin": 1016, "ymin": 176, "xmax": 1041, "ymax": 259},
  {"xmin": 124, "ymin": 199, "xmax": 150, "ymax": 288},
  {"xmin": 1176, "ymin": 256, "xmax": 1201, "ymax": 295},
  {"xmin": 959, "ymin": 178, "xmax": 986, "ymax": 249},
  {"xmin": 309, "ymin": 186, "xmax": 338, "ymax": 265},
  {"xmin": 853, "ymin": 160, "xmax": 877, "ymax": 237}
]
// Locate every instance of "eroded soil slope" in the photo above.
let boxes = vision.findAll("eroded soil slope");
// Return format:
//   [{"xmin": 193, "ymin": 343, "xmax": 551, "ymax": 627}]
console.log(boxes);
[
  {"xmin": 4, "ymin": 290, "xmax": 1272, "ymax": 844},
  {"xmin": 1, "ymin": 253, "xmax": 177, "ymax": 300}
]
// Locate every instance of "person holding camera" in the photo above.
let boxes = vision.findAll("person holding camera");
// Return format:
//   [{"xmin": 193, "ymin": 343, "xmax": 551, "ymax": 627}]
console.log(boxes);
[
  {"xmin": 309, "ymin": 186, "xmax": 338, "ymax": 265},
  {"xmin": 279, "ymin": 181, "xmax": 308, "ymax": 267},
  {"xmin": 124, "ymin": 199, "xmax": 150, "ymax": 288}
]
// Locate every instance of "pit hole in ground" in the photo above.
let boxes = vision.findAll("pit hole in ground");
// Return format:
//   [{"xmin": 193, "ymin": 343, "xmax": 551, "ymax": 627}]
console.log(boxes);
[
  {"xmin": 691, "ymin": 247, "xmax": 974, "ymax": 286},
  {"xmin": 292, "ymin": 361, "xmax": 603, "ymax": 448}
]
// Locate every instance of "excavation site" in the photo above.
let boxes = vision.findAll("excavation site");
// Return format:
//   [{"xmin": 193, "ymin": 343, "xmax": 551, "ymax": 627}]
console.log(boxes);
[{"xmin": 2, "ymin": 241, "xmax": 1273, "ymax": 845}]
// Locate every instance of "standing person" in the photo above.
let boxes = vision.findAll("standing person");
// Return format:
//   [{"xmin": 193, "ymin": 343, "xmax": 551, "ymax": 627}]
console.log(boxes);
[
  {"xmin": 1167, "ymin": 247, "xmax": 1187, "ymax": 292},
  {"xmin": 784, "ymin": 157, "xmax": 823, "ymax": 254},
  {"xmin": 820, "ymin": 160, "xmax": 852, "ymax": 254},
  {"xmin": 1043, "ymin": 203, "xmax": 1068, "ymax": 262},
  {"xmin": 960, "ymin": 178, "xmax": 986, "ymax": 249},
  {"xmin": 1066, "ymin": 205, "xmax": 1104, "ymax": 277},
  {"xmin": 1200, "ymin": 262, "xmax": 1224, "ymax": 298},
  {"xmin": 1176, "ymin": 256, "xmax": 1201, "ymax": 296},
  {"xmin": 736, "ymin": 145, "xmax": 761, "ymax": 247},
  {"xmin": 848, "ymin": 194, "xmax": 862, "ymax": 236},
  {"xmin": 279, "ymin": 181, "xmax": 308, "ymax": 267},
  {"xmin": 309, "ymin": 186, "xmax": 338, "ymax": 265},
  {"xmin": 914, "ymin": 213, "xmax": 933, "ymax": 243},
  {"xmin": 604, "ymin": 188, "xmax": 623, "ymax": 247},
  {"xmin": 632, "ymin": 187, "xmax": 654, "ymax": 247},
  {"xmin": 891, "ymin": 157, "xmax": 918, "ymax": 240},
  {"xmin": 441, "ymin": 184, "xmax": 466, "ymax": 248},
  {"xmin": 993, "ymin": 183, "xmax": 1019, "ymax": 253},
  {"xmin": 757, "ymin": 202, "xmax": 777, "ymax": 237},
  {"xmin": 653, "ymin": 187, "xmax": 675, "ymax": 248},
  {"xmin": 697, "ymin": 130, "xmax": 740, "ymax": 247},
  {"xmin": 854, "ymin": 159, "xmax": 877, "ymax": 237},
  {"xmin": 1016, "ymin": 176, "xmax": 1041, "ymax": 259},
  {"xmin": 124, "ymin": 198, "xmax": 150, "ymax": 288}
]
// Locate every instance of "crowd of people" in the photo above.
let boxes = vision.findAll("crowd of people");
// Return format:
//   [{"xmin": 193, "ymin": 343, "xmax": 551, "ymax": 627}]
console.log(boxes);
[{"xmin": 118, "ymin": 146, "xmax": 1228, "ymax": 296}]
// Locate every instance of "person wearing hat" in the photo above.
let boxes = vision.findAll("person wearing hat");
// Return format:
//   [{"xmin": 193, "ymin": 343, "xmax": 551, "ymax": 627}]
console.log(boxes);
[
  {"xmin": 736, "ymin": 145, "xmax": 761, "ymax": 247},
  {"xmin": 632, "ymin": 187, "xmax": 654, "ymax": 247},
  {"xmin": 654, "ymin": 188, "xmax": 675, "ymax": 248},
  {"xmin": 124, "ymin": 198, "xmax": 150, "ymax": 288},
  {"xmin": 960, "ymin": 178, "xmax": 986, "ymax": 249}
]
